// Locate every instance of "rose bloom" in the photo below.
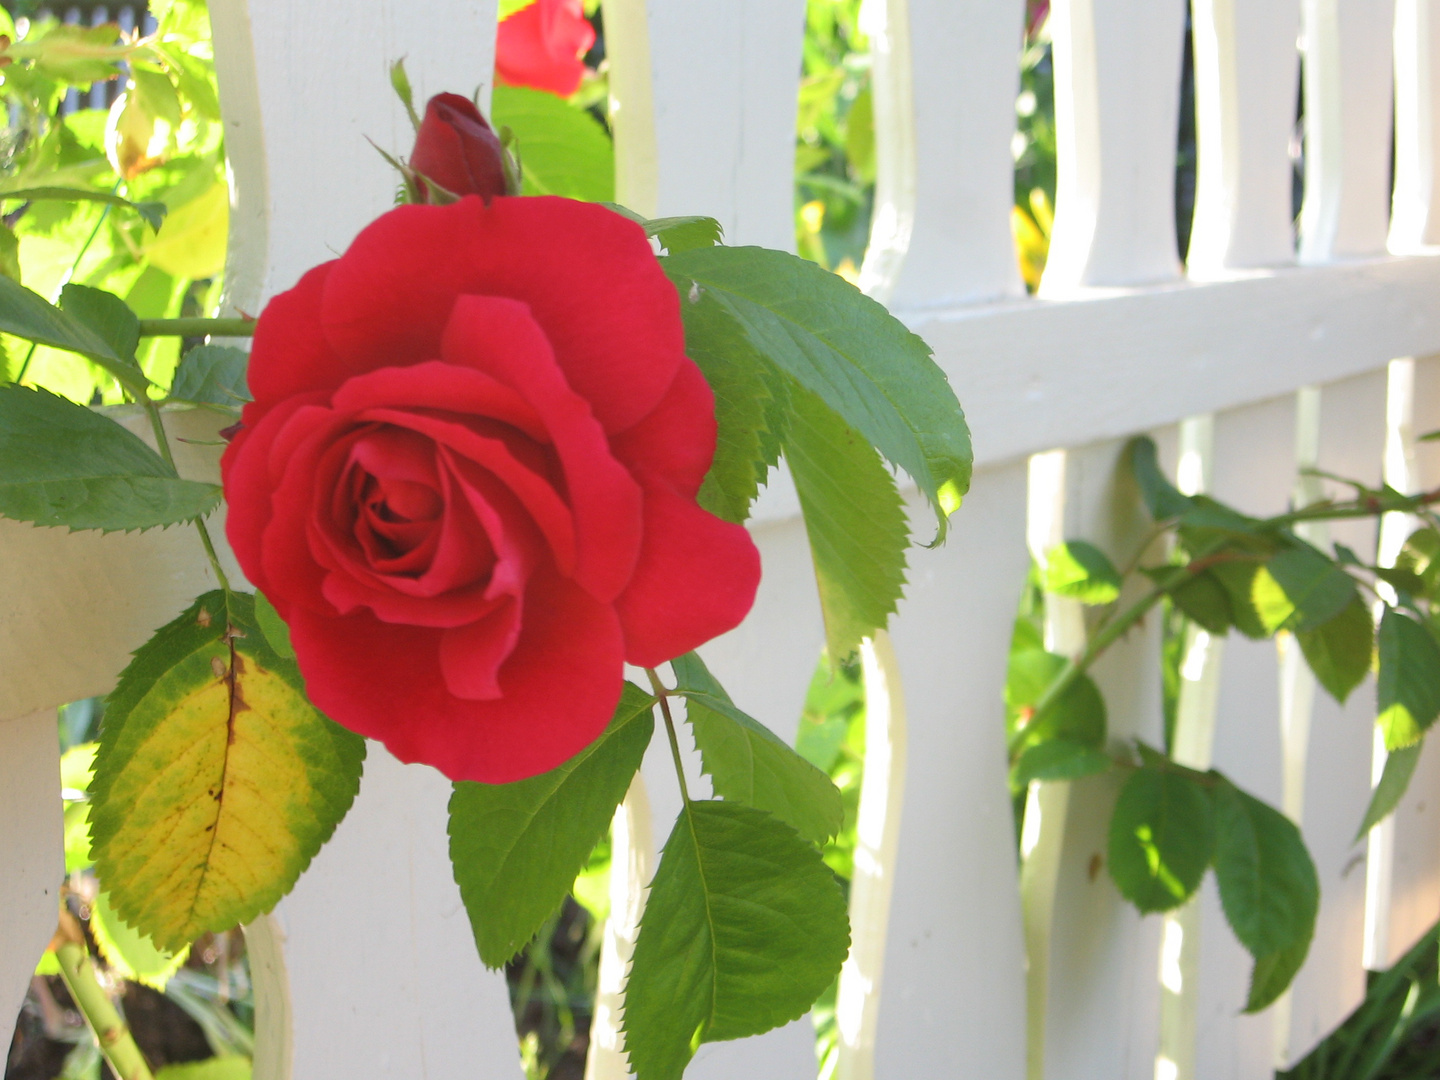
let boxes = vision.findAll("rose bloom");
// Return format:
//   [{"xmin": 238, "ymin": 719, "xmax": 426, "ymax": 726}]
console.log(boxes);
[
  {"xmin": 495, "ymin": 0, "xmax": 595, "ymax": 98},
  {"xmin": 222, "ymin": 197, "xmax": 761, "ymax": 782}
]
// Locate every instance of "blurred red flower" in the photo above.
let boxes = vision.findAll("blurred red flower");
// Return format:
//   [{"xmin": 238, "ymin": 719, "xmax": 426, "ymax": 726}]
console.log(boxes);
[{"xmin": 495, "ymin": 0, "xmax": 595, "ymax": 98}]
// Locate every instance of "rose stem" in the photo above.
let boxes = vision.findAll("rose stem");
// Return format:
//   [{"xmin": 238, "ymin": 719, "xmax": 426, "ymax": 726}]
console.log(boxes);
[
  {"xmin": 136, "ymin": 317, "xmax": 256, "ymax": 338},
  {"xmin": 139, "ymin": 396, "xmax": 233, "ymax": 595},
  {"xmin": 52, "ymin": 911, "xmax": 156, "ymax": 1080},
  {"xmin": 646, "ymin": 668, "xmax": 692, "ymax": 806}
]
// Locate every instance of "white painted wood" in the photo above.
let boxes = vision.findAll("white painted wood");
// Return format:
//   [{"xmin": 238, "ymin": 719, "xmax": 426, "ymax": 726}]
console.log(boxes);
[
  {"xmin": 1390, "ymin": 0, "xmax": 1440, "ymax": 251},
  {"xmin": 272, "ymin": 750, "xmax": 522, "ymax": 1079},
  {"xmin": 0, "ymin": 710, "xmax": 62, "ymax": 1056},
  {"xmin": 1036, "ymin": 437, "xmax": 1167, "ymax": 1080},
  {"xmin": 1298, "ymin": 0, "xmax": 1398, "ymax": 262},
  {"xmin": 859, "ymin": 0, "xmax": 1025, "ymax": 306},
  {"xmin": 1275, "ymin": 371, "xmax": 1387, "ymax": 1066},
  {"xmin": 614, "ymin": 0, "xmax": 806, "ymax": 250},
  {"xmin": 211, "ymin": 0, "xmax": 501, "ymax": 304},
  {"xmin": 1365, "ymin": 354, "xmax": 1440, "ymax": 967},
  {"xmin": 1187, "ymin": 0, "xmax": 1301, "ymax": 274},
  {"xmin": 863, "ymin": 467, "xmax": 1030, "ymax": 1080},
  {"xmin": 833, "ymin": 631, "xmax": 907, "ymax": 1080},
  {"xmin": 909, "ymin": 255, "xmax": 1440, "ymax": 474},
  {"xmin": 1041, "ymin": 0, "xmax": 1188, "ymax": 291}
]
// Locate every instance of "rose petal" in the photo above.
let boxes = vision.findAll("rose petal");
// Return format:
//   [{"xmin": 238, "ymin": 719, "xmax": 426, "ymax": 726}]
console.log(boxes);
[
  {"xmin": 615, "ymin": 474, "xmax": 762, "ymax": 667},
  {"xmin": 319, "ymin": 197, "xmax": 685, "ymax": 431},
  {"xmin": 610, "ymin": 358, "xmax": 716, "ymax": 499},
  {"xmin": 245, "ymin": 262, "xmax": 349, "ymax": 411},
  {"xmin": 440, "ymin": 294, "xmax": 642, "ymax": 601},
  {"xmin": 439, "ymin": 596, "xmax": 522, "ymax": 700},
  {"xmin": 288, "ymin": 568, "xmax": 625, "ymax": 782}
]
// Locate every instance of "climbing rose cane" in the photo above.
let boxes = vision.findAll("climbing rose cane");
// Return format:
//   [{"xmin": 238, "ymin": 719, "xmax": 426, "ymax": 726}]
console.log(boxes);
[{"xmin": 221, "ymin": 196, "xmax": 762, "ymax": 782}]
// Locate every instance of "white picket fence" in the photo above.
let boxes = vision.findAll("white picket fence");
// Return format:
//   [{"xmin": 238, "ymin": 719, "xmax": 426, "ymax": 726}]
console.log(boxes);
[{"xmin": 5, "ymin": 0, "xmax": 1440, "ymax": 1077}]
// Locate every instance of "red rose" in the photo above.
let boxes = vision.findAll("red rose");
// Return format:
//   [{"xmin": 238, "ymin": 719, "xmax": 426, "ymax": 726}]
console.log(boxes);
[
  {"xmin": 409, "ymin": 93, "xmax": 509, "ymax": 201},
  {"xmin": 222, "ymin": 197, "xmax": 761, "ymax": 782},
  {"xmin": 495, "ymin": 0, "xmax": 595, "ymax": 98}
]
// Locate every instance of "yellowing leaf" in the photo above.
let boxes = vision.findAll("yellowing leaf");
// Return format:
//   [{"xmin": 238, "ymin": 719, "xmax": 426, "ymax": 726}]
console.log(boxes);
[
  {"xmin": 90, "ymin": 591, "xmax": 364, "ymax": 953},
  {"xmin": 143, "ymin": 181, "xmax": 228, "ymax": 280}
]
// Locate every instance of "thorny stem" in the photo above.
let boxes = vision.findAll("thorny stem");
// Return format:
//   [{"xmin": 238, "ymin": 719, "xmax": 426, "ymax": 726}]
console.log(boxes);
[
  {"xmin": 52, "ymin": 912, "xmax": 155, "ymax": 1080},
  {"xmin": 137, "ymin": 317, "xmax": 255, "ymax": 338},
  {"xmin": 646, "ymin": 667, "xmax": 692, "ymax": 806},
  {"xmin": 142, "ymin": 397, "xmax": 232, "ymax": 593},
  {"xmin": 1024, "ymin": 485, "xmax": 1440, "ymax": 748}
]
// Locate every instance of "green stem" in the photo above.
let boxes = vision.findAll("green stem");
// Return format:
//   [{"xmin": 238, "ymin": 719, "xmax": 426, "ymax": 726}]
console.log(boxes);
[
  {"xmin": 137, "ymin": 317, "xmax": 255, "ymax": 338},
  {"xmin": 54, "ymin": 940, "xmax": 155, "ymax": 1080},
  {"xmin": 142, "ymin": 398, "xmax": 233, "ymax": 593},
  {"xmin": 646, "ymin": 668, "xmax": 692, "ymax": 805}
]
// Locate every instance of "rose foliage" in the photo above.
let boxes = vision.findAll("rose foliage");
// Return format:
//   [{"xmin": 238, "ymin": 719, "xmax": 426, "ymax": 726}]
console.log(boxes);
[{"xmin": 0, "ymin": 83, "xmax": 972, "ymax": 1080}]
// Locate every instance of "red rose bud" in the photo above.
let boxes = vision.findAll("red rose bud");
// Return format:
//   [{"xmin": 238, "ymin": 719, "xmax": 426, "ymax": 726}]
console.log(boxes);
[
  {"xmin": 221, "ymin": 196, "xmax": 761, "ymax": 783},
  {"xmin": 409, "ymin": 93, "xmax": 510, "ymax": 202},
  {"xmin": 495, "ymin": 0, "xmax": 595, "ymax": 98}
]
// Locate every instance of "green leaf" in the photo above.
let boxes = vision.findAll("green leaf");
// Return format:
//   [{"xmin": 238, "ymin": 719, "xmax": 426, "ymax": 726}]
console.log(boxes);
[
  {"xmin": 1377, "ymin": 608, "xmax": 1440, "ymax": 750},
  {"xmin": 662, "ymin": 245, "xmax": 971, "ymax": 535},
  {"xmin": 0, "ymin": 186, "xmax": 167, "ymax": 230},
  {"xmin": 491, "ymin": 84, "xmax": 615, "ymax": 202},
  {"xmin": 253, "ymin": 591, "xmax": 294, "ymax": 659},
  {"xmin": 1165, "ymin": 569, "xmax": 1233, "ymax": 634},
  {"xmin": 0, "ymin": 384, "xmax": 221, "ymax": 531},
  {"xmin": 1127, "ymin": 436, "xmax": 1192, "ymax": 520},
  {"xmin": 1108, "ymin": 765, "xmax": 1215, "ymax": 913},
  {"xmin": 1297, "ymin": 595, "xmax": 1374, "ymax": 704},
  {"xmin": 1357, "ymin": 742, "xmax": 1423, "ymax": 838},
  {"xmin": 1013, "ymin": 666, "xmax": 1107, "ymax": 754},
  {"xmin": 670, "ymin": 652, "xmax": 843, "ymax": 845},
  {"xmin": 622, "ymin": 802, "xmax": 850, "ymax": 1080},
  {"xmin": 844, "ymin": 84, "xmax": 875, "ymax": 184},
  {"xmin": 602, "ymin": 204, "xmax": 725, "ymax": 254},
  {"xmin": 1245, "ymin": 937, "xmax": 1312, "ymax": 1014},
  {"xmin": 0, "ymin": 222, "xmax": 19, "ymax": 284},
  {"xmin": 0, "ymin": 274, "xmax": 148, "ymax": 396},
  {"xmin": 448, "ymin": 684, "xmax": 655, "ymax": 967},
  {"xmin": 1212, "ymin": 561, "xmax": 1269, "ymax": 639},
  {"xmin": 388, "ymin": 57, "xmax": 421, "ymax": 131},
  {"xmin": 90, "ymin": 591, "xmax": 366, "ymax": 952},
  {"xmin": 683, "ymin": 289, "xmax": 778, "ymax": 523},
  {"xmin": 59, "ymin": 284, "xmax": 141, "ymax": 367},
  {"xmin": 169, "ymin": 344, "xmax": 251, "ymax": 406},
  {"xmin": 1011, "ymin": 738, "xmax": 1112, "ymax": 787},
  {"xmin": 1211, "ymin": 779, "xmax": 1319, "ymax": 960},
  {"xmin": 1253, "ymin": 544, "xmax": 1357, "ymax": 633},
  {"xmin": 1042, "ymin": 540, "xmax": 1122, "ymax": 605},
  {"xmin": 785, "ymin": 385, "xmax": 908, "ymax": 661},
  {"xmin": 1395, "ymin": 527, "xmax": 1440, "ymax": 599}
]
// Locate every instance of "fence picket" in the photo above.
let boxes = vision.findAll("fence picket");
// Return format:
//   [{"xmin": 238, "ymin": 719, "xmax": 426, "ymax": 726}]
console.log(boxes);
[
  {"xmin": 855, "ymin": 468, "xmax": 1031, "ymax": 1080},
  {"xmin": 0, "ymin": 711, "xmax": 64, "ymax": 1056},
  {"xmin": 1187, "ymin": 0, "xmax": 1301, "ymax": 274},
  {"xmin": 1042, "ymin": 0, "xmax": 1188, "ymax": 290},
  {"xmin": 1391, "ymin": 0, "xmax": 1440, "ymax": 250},
  {"xmin": 1298, "ymin": 0, "xmax": 1397, "ymax": 261},
  {"xmin": 861, "ymin": 0, "xmax": 1025, "ymax": 307}
]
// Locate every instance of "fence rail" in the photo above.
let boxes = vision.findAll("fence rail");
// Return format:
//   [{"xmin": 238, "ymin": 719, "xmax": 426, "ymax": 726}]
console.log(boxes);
[{"xmin": 5, "ymin": 0, "xmax": 1440, "ymax": 1078}]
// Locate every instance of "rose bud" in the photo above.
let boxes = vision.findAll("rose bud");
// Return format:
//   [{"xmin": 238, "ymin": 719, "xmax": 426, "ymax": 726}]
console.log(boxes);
[
  {"xmin": 222, "ymin": 196, "xmax": 762, "ymax": 783},
  {"xmin": 495, "ymin": 0, "xmax": 595, "ymax": 98},
  {"xmin": 409, "ymin": 93, "xmax": 509, "ymax": 202}
]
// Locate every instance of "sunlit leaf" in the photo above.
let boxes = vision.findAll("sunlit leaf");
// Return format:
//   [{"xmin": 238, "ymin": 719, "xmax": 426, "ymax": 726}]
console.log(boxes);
[
  {"xmin": 1108, "ymin": 765, "xmax": 1214, "ymax": 913},
  {"xmin": 90, "ymin": 590, "xmax": 365, "ymax": 952},
  {"xmin": 1376, "ymin": 608, "xmax": 1440, "ymax": 750},
  {"xmin": 622, "ymin": 802, "xmax": 849, "ymax": 1080},
  {"xmin": 671, "ymin": 652, "xmax": 843, "ymax": 845},
  {"xmin": 448, "ymin": 684, "xmax": 654, "ymax": 967}
]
